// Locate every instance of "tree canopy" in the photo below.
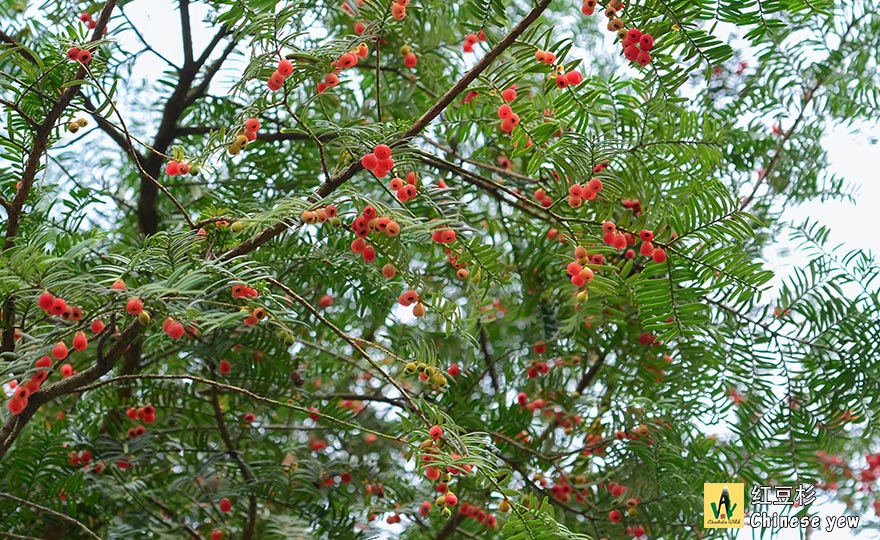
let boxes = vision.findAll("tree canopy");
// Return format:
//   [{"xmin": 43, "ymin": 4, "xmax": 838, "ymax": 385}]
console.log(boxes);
[{"xmin": 1, "ymin": 0, "xmax": 879, "ymax": 538}]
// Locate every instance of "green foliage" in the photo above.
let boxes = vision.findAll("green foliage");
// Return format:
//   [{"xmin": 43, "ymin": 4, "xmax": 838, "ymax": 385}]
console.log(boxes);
[{"xmin": 0, "ymin": 0, "xmax": 878, "ymax": 539}]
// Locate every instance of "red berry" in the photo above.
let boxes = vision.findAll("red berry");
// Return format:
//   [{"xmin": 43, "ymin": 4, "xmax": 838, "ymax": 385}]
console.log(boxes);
[
  {"xmin": 398, "ymin": 290, "xmax": 419, "ymax": 307},
  {"xmin": 555, "ymin": 75, "xmax": 569, "ymax": 89},
  {"xmin": 361, "ymin": 153, "xmax": 379, "ymax": 170},
  {"xmin": 639, "ymin": 34, "xmax": 654, "ymax": 51},
  {"xmin": 72, "ymin": 331, "xmax": 88, "ymax": 351},
  {"xmin": 319, "ymin": 295, "xmax": 333, "ymax": 308},
  {"xmin": 77, "ymin": 49, "xmax": 92, "ymax": 64},
  {"xmin": 445, "ymin": 492, "xmax": 458, "ymax": 506},
  {"xmin": 609, "ymin": 509, "xmax": 622, "ymax": 523},
  {"xmin": 640, "ymin": 241, "xmax": 654, "ymax": 257},
  {"xmin": 636, "ymin": 50, "xmax": 652, "ymax": 66},
  {"xmin": 624, "ymin": 44, "xmax": 640, "ymax": 61},
  {"xmin": 373, "ymin": 145, "xmax": 392, "ymax": 161},
  {"xmin": 602, "ymin": 221, "xmax": 616, "ymax": 233},
  {"xmin": 51, "ymin": 297, "xmax": 67, "ymax": 315},
  {"xmin": 447, "ymin": 364, "xmax": 461, "ymax": 377},
  {"xmin": 126, "ymin": 297, "xmax": 143, "ymax": 316},
  {"xmin": 166, "ymin": 321, "xmax": 185, "ymax": 340},
  {"xmin": 211, "ymin": 531, "xmax": 223, "ymax": 540},
  {"xmin": 7, "ymin": 398, "xmax": 25, "ymax": 415},
  {"xmin": 278, "ymin": 59, "xmax": 294, "ymax": 76},
  {"xmin": 501, "ymin": 87, "xmax": 517, "ymax": 102},
  {"xmin": 66, "ymin": 47, "xmax": 80, "ymax": 61},
  {"xmin": 219, "ymin": 498, "xmax": 232, "ymax": 513},
  {"xmin": 61, "ymin": 363, "xmax": 74, "ymax": 377},
  {"xmin": 35, "ymin": 356, "xmax": 52, "ymax": 368},
  {"xmin": 219, "ymin": 360, "xmax": 231, "ymax": 374},
  {"xmin": 566, "ymin": 71, "xmax": 583, "ymax": 85},
  {"xmin": 38, "ymin": 291, "xmax": 55, "ymax": 310},
  {"xmin": 627, "ymin": 28, "xmax": 642, "ymax": 42},
  {"xmin": 652, "ymin": 247, "xmax": 667, "ymax": 263},
  {"xmin": 404, "ymin": 52, "xmax": 417, "ymax": 68},
  {"xmin": 429, "ymin": 425, "xmax": 443, "ymax": 439},
  {"xmin": 354, "ymin": 22, "xmax": 366, "ymax": 35},
  {"xmin": 362, "ymin": 246, "xmax": 376, "ymax": 263},
  {"xmin": 426, "ymin": 466, "xmax": 441, "ymax": 480},
  {"xmin": 245, "ymin": 118, "xmax": 260, "ymax": 132},
  {"xmin": 52, "ymin": 342, "xmax": 68, "ymax": 360},
  {"xmin": 639, "ymin": 229, "xmax": 654, "ymax": 242}
]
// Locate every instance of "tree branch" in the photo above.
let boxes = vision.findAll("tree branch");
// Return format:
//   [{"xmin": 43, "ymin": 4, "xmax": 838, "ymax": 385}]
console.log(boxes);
[
  {"xmin": 209, "ymin": 386, "xmax": 257, "ymax": 540},
  {"xmin": 222, "ymin": 0, "xmax": 553, "ymax": 258},
  {"xmin": 0, "ymin": 492, "xmax": 102, "ymax": 540}
]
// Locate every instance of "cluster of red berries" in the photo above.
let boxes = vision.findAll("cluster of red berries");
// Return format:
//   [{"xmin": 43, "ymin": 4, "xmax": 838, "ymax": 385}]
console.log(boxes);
[
  {"xmin": 533, "ymin": 49, "xmax": 558, "ymax": 65},
  {"xmin": 231, "ymin": 284, "xmax": 259, "ymax": 299},
  {"xmin": 602, "ymin": 222, "xmax": 666, "ymax": 263},
  {"xmin": 124, "ymin": 408, "xmax": 152, "ymax": 437},
  {"xmin": 165, "ymin": 160, "xmax": 194, "ymax": 176},
  {"xmin": 622, "ymin": 28, "xmax": 654, "ymax": 66},
  {"xmin": 533, "ymin": 188, "xmax": 553, "ymax": 207},
  {"xmin": 68, "ymin": 449, "xmax": 92, "ymax": 467},
  {"xmin": 515, "ymin": 392, "xmax": 548, "ymax": 412},
  {"xmin": 360, "ymin": 144, "xmax": 395, "ymax": 177},
  {"xmin": 391, "ymin": 0, "xmax": 409, "ymax": 20},
  {"xmin": 554, "ymin": 70, "xmax": 584, "ymax": 89},
  {"xmin": 496, "ymin": 103, "xmax": 521, "ymax": 134},
  {"xmin": 459, "ymin": 502, "xmax": 498, "ymax": 528},
  {"xmin": 301, "ymin": 204, "xmax": 339, "ymax": 224},
  {"xmin": 445, "ymin": 249, "xmax": 470, "ymax": 280},
  {"xmin": 567, "ymin": 177, "xmax": 604, "ymax": 207},
  {"xmin": 350, "ymin": 237, "xmax": 376, "ymax": 263},
  {"xmin": 126, "ymin": 403, "xmax": 157, "ymax": 424},
  {"xmin": 78, "ymin": 12, "xmax": 98, "ymax": 29},
  {"xmin": 351, "ymin": 205, "xmax": 401, "ymax": 241},
  {"xmin": 6, "ymin": 356, "xmax": 53, "ymax": 414},
  {"xmin": 462, "ymin": 30, "xmax": 486, "ymax": 53},
  {"xmin": 567, "ymin": 251, "xmax": 596, "ymax": 288},
  {"xmin": 398, "ymin": 289, "xmax": 425, "ymax": 317},
  {"xmin": 622, "ymin": 197, "xmax": 642, "ymax": 215},
  {"xmin": 525, "ymin": 360, "xmax": 551, "ymax": 379},
  {"xmin": 431, "ymin": 225, "xmax": 457, "ymax": 244},
  {"xmin": 243, "ymin": 307, "xmax": 267, "ymax": 327},
  {"xmin": 399, "ymin": 45, "xmax": 417, "ymax": 68},
  {"xmin": 161, "ymin": 318, "xmax": 185, "ymax": 340},
  {"xmin": 65, "ymin": 46, "xmax": 92, "ymax": 64},
  {"xmin": 268, "ymin": 59, "xmax": 294, "ymax": 91},
  {"xmin": 390, "ymin": 172, "xmax": 418, "ymax": 202},
  {"xmin": 38, "ymin": 290, "xmax": 83, "ymax": 321}
]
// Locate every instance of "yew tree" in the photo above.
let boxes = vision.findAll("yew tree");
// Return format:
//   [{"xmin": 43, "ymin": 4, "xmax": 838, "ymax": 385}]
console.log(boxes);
[{"xmin": 1, "ymin": 0, "xmax": 880, "ymax": 538}]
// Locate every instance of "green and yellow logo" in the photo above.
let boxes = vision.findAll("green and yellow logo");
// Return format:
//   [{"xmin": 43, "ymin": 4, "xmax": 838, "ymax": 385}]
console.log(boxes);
[{"xmin": 703, "ymin": 483, "xmax": 744, "ymax": 528}]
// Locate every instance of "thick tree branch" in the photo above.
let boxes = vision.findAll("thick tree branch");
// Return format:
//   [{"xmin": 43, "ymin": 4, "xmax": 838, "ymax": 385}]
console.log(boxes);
[
  {"xmin": 0, "ymin": 318, "xmax": 141, "ymax": 460},
  {"xmin": 137, "ymin": 26, "xmax": 233, "ymax": 235},
  {"xmin": 179, "ymin": 0, "xmax": 194, "ymax": 64}
]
